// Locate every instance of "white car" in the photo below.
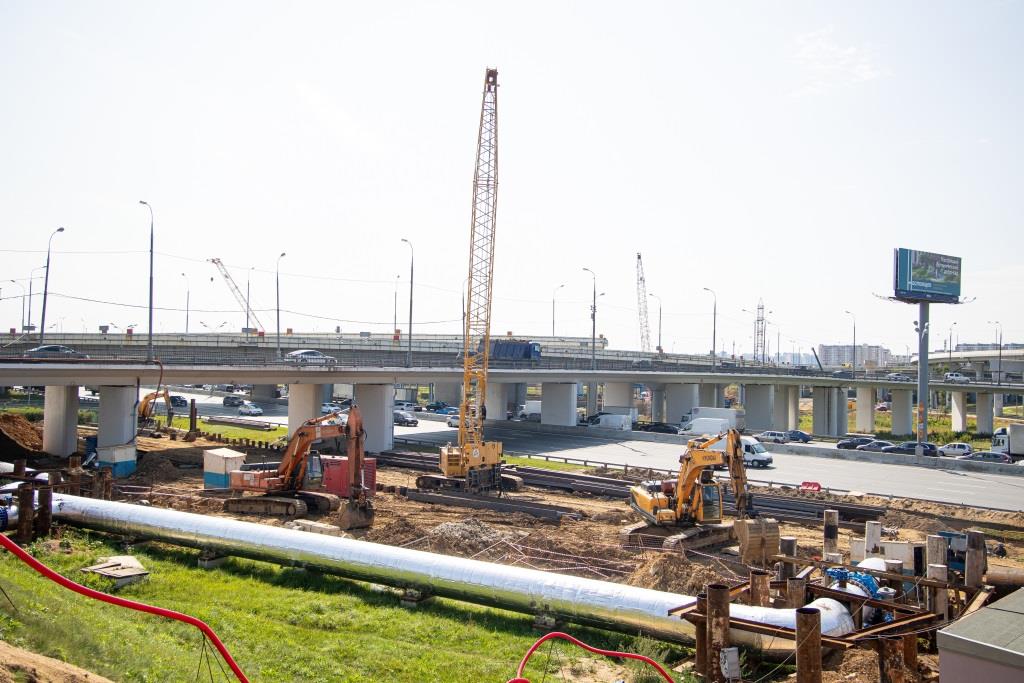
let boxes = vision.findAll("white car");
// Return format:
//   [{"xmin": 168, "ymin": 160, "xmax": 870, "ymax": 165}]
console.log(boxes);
[
  {"xmin": 753, "ymin": 430, "xmax": 789, "ymax": 444},
  {"xmin": 394, "ymin": 401, "xmax": 419, "ymax": 412},
  {"xmin": 938, "ymin": 442, "xmax": 973, "ymax": 457},
  {"xmin": 238, "ymin": 402, "xmax": 263, "ymax": 416},
  {"xmin": 284, "ymin": 349, "xmax": 337, "ymax": 365},
  {"xmin": 321, "ymin": 402, "xmax": 346, "ymax": 415},
  {"xmin": 446, "ymin": 414, "xmax": 462, "ymax": 428},
  {"xmin": 943, "ymin": 372, "xmax": 971, "ymax": 384}
]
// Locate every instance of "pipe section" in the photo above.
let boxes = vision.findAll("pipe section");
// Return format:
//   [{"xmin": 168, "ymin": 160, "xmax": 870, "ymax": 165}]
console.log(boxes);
[{"xmin": 49, "ymin": 495, "xmax": 856, "ymax": 648}]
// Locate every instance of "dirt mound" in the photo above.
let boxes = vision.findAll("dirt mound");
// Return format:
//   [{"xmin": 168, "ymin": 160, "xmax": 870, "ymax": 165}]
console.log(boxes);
[
  {"xmin": 625, "ymin": 552, "xmax": 727, "ymax": 595},
  {"xmin": 363, "ymin": 517, "xmax": 426, "ymax": 546},
  {"xmin": 882, "ymin": 510, "xmax": 947, "ymax": 535},
  {"xmin": 0, "ymin": 412, "xmax": 44, "ymax": 456},
  {"xmin": 0, "ymin": 640, "xmax": 114, "ymax": 683},
  {"xmin": 425, "ymin": 517, "xmax": 516, "ymax": 555},
  {"xmin": 128, "ymin": 453, "xmax": 181, "ymax": 484}
]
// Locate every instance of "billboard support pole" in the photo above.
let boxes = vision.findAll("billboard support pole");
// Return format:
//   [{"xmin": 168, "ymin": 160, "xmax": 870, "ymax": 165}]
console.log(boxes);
[{"xmin": 916, "ymin": 302, "xmax": 929, "ymax": 449}]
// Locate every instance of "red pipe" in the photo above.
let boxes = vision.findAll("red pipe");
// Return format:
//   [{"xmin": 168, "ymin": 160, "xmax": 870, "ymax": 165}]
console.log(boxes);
[
  {"xmin": 508, "ymin": 631, "xmax": 674, "ymax": 683},
  {"xmin": 0, "ymin": 532, "xmax": 248, "ymax": 682}
]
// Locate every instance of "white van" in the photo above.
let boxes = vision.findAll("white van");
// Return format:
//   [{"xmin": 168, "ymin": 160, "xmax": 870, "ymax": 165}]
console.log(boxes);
[
  {"xmin": 703, "ymin": 434, "xmax": 774, "ymax": 469},
  {"xmin": 679, "ymin": 417, "xmax": 731, "ymax": 435},
  {"xmin": 943, "ymin": 372, "xmax": 971, "ymax": 384}
]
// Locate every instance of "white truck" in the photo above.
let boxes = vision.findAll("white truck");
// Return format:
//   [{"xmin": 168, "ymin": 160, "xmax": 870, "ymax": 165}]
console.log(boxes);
[
  {"xmin": 587, "ymin": 414, "xmax": 632, "ymax": 431},
  {"xmin": 704, "ymin": 434, "xmax": 774, "ymax": 469},
  {"xmin": 678, "ymin": 417, "xmax": 732, "ymax": 435},
  {"xmin": 992, "ymin": 424, "xmax": 1024, "ymax": 462},
  {"xmin": 682, "ymin": 407, "xmax": 746, "ymax": 432},
  {"xmin": 518, "ymin": 400, "xmax": 542, "ymax": 421}
]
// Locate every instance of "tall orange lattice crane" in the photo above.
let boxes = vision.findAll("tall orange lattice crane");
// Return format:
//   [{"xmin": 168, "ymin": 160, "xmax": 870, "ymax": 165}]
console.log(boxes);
[{"xmin": 417, "ymin": 68, "xmax": 518, "ymax": 494}]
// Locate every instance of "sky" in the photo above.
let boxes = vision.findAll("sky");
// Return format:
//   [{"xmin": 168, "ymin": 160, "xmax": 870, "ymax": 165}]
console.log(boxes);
[{"xmin": 0, "ymin": 1, "xmax": 1021, "ymax": 359}]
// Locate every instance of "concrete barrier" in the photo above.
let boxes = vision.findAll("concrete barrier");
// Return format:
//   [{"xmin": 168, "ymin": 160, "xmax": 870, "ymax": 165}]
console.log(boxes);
[{"xmin": 765, "ymin": 442, "xmax": 1024, "ymax": 477}]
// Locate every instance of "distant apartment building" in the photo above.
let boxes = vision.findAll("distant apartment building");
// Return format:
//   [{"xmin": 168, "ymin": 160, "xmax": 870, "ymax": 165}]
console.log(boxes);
[{"xmin": 817, "ymin": 344, "xmax": 893, "ymax": 369}]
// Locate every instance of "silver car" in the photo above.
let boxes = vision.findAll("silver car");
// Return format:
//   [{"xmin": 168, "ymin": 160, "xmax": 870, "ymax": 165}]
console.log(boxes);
[{"xmin": 284, "ymin": 349, "xmax": 337, "ymax": 365}]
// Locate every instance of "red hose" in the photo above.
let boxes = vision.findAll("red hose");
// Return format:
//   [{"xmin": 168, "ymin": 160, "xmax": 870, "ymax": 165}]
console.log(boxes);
[
  {"xmin": 0, "ymin": 533, "xmax": 248, "ymax": 682},
  {"xmin": 508, "ymin": 631, "xmax": 675, "ymax": 683}
]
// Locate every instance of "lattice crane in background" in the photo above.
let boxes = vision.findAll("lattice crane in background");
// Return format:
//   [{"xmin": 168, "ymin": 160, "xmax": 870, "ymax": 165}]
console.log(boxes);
[
  {"xmin": 636, "ymin": 253, "xmax": 652, "ymax": 353},
  {"xmin": 416, "ymin": 68, "xmax": 519, "ymax": 494},
  {"xmin": 208, "ymin": 258, "xmax": 265, "ymax": 332}
]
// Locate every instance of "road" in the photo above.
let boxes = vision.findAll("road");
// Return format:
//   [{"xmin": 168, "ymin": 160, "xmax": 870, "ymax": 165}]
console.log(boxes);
[{"xmin": 400, "ymin": 421, "xmax": 1024, "ymax": 511}]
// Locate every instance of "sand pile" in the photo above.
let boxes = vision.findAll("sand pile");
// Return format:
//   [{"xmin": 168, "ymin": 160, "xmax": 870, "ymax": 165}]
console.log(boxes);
[
  {"xmin": 0, "ymin": 412, "xmax": 44, "ymax": 456},
  {"xmin": 425, "ymin": 517, "xmax": 516, "ymax": 555},
  {"xmin": 128, "ymin": 454, "xmax": 181, "ymax": 485},
  {"xmin": 881, "ymin": 510, "xmax": 946, "ymax": 535},
  {"xmin": 363, "ymin": 517, "xmax": 425, "ymax": 546},
  {"xmin": 625, "ymin": 553, "xmax": 727, "ymax": 595}
]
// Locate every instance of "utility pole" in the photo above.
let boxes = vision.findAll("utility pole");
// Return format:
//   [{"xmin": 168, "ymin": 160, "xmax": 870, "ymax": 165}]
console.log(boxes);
[
  {"xmin": 180, "ymin": 273, "xmax": 190, "ymax": 334},
  {"xmin": 648, "ymin": 292, "xmax": 662, "ymax": 352},
  {"xmin": 988, "ymin": 320, "xmax": 1003, "ymax": 384},
  {"xmin": 39, "ymin": 227, "xmax": 65, "ymax": 346},
  {"xmin": 401, "ymin": 238, "xmax": 414, "ymax": 367},
  {"xmin": 703, "ymin": 287, "xmax": 717, "ymax": 369},
  {"xmin": 138, "ymin": 200, "xmax": 155, "ymax": 362},
  {"xmin": 583, "ymin": 268, "xmax": 597, "ymax": 370},
  {"xmin": 551, "ymin": 283, "xmax": 564, "ymax": 337},
  {"xmin": 844, "ymin": 310, "xmax": 856, "ymax": 370},
  {"xmin": 276, "ymin": 253, "xmax": 286, "ymax": 359}
]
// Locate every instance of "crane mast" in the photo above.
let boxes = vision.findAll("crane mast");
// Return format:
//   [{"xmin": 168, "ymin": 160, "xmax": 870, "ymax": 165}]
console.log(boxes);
[
  {"xmin": 636, "ymin": 253, "xmax": 652, "ymax": 353},
  {"xmin": 209, "ymin": 258, "xmax": 265, "ymax": 331}
]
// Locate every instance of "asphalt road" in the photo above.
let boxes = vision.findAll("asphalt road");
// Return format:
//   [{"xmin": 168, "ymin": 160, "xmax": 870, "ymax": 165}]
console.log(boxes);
[{"xmin": 400, "ymin": 421, "xmax": 1024, "ymax": 511}]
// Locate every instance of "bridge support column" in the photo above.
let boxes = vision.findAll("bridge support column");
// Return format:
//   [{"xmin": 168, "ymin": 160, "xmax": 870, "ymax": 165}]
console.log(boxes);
[
  {"xmin": 585, "ymin": 382, "xmax": 598, "ymax": 416},
  {"xmin": 812, "ymin": 387, "xmax": 842, "ymax": 437},
  {"xmin": 786, "ymin": 386, "xmax": 800, "ymax": 430},
  {"xmin": 834, "ymin": 388, "xmax": 849, "ymax": 435},
  {"xmin": 43, "ymin": 385, "xmax": 79, "ymax": 457},
  {"xmin": 650, "ymin": 384, "xmax": 665, "ymax": 422},
  {"xmin": 951, "ymin": 391, "xmax": 968, "ymax": 433},
  {"xmin": 97, "ymin": 386, "xmax": 137, "ymax": 477},
  {"xmin": 603, "ymin": 382, "xmax": 632, "ymax": 410},
  {"xmin": 431, "ymin": 382, "xmax": 462, "ymax": 406},
  {"xmin": 541, "ymin": 383, "xmax": 577, "ymax": 426},
  {"xmin": 354, "ymin": 384, "xmax": 394, "ymax": 453},
  {"xmin": 665, "ymin": 384, "xmax": 699, "ymax": 425},
  {"xmin": 745, "ymin": 385, "xmax": 774, "ymax": 431},
  {"xmin": 975, "ymin": 393, "xmax": 994, "ymax": 436},
  {"xmin": 699, "ymin": 383, "xmax": 720, "ymax": 408},
  {"xmin": 485, "ymin": 382, "xmax": 511, "ymax": 420},
  {"xmin": 772, "ymin": 385, "xmax": 789, "ymax": 430},
  {"xmin": 891, "ymin": 389, "xmax": 913, "ymax": 437},
  {"xmin": 856, "ymin": 387, "xmax": 875, "ymax": 433},
  {"xmin": 993, "ymin": 393, "xmax": 1004, "ymax": 417},
  {"xmin": 287, "ymin": 384, "xmax": 323, "ymax": 435},
  {"xmin": 250, "ymin": 384, "xmax": 278, "ymax": 401}
]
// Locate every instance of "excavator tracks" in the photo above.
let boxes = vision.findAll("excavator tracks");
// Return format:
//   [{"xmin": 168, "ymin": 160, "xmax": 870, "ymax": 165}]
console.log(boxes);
[{"xmin": 224, "ymin": 496, "xmax": 309, "ymax": 517}]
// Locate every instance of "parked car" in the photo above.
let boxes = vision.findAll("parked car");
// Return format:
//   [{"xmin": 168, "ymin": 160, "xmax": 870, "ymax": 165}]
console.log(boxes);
[
  {"xmin": 785, "ymin": 430, "xmax": 813, "ymax": 443},
  {"xmin": 321, "ymin": 402, "xmax": 347, "ymax": 415},
  {"xmin": 938, "ymin": 442, "xmax": 973, "ymax": 458},
  {"xmin": 394, "ymin": 401, "xmax": 420, "ymax": 412},
  {"xmin": 856, "ymin": 440, "xmax": 894, "ymax": 452},
  {"xmin": 882, "ymin": 441, "xmax": 939, "ymax": 456},
  {"xmin": 831, "ymin": 370, "xmax": 854, "ymax": 379},
  {"xmin": 753, "ymin": 431, "xmax": 789, "ymax": 444},
  {"xmin": 284, "ymin": 349, "xmax": 337, "ymax": 365},
  {"xmin": 837, "ymin": 436, "xmax": 875, "ymax": 450},
  {"xmin": 223, "ymin": 395, "xmax": 245, "ymax": 407},
  {"xmin": 238, "ymin": 402, "xmax": 263, "ymax": 416},
  {"xmin": 446, "ymin": 413, "xmax": 461, "ymax": 428},
  {"xmin": 943, "ymin": 372, "xmax": 971, "ymax": 384},
  {"xmin": 875, "ymin": 402, "xmax": 891, "ymax": 412},
  {"xmin": 169, "ymin": 395, "xmax": 188, "ymax": 408},
  {"xmin": 438, "ymin": 406, "xmax": 460, "ymax": 415},
  {"xmin": 957, "ymin": 451, "xmax": 1011, "ymax": 464},
  {"xmin": 393, "ymin": 411, "xmax": 418, "ymax": 427},
  {"xmin": 22, "ymin": 344, "xmax": 89, "ymax": 359},
  {"xmin": 886, "ymin": 373, "xmax": 912, "ymax": 382},
  {"xmin": 636, "ymin": 421, "xmax": 680, "ymax": 434},
  {"xmin": 425, "ymin": 401, "xmax": 450, "ymax": 412}
]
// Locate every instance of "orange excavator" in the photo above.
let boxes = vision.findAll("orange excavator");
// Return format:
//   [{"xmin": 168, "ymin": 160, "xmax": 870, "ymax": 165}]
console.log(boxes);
[
  {"xmin": 137, "ymin": 388, "xmax": 173, "ymax": 431},
  {"xmin": 225, "ymin": 406, "xmax": 375, "ymax": 529}
]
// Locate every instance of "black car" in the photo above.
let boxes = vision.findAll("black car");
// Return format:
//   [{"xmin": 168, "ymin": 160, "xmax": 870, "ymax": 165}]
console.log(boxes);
[
  {"xmin": 635, "ymin": 421, "xmax": 680, "ymax": 434},
  {"xmin": 393, "ymin": 411, "xmax": 419, "ymax": 427},
  {"xmin": 223, "ymin": 395, "xmax": 245, "ymax": 407},
  {"xmin": 856, "ymin": 440, "xmax": 894, "ymax": 452},
  {"xmin": 837, "ymin": 436, "xmax": 874, "ymax": 450},
  {"xmin": 786, "ymin": 430, "xmax": 812, "ymax": 443},
  {"xmin": 169, "ymin": 395, "xmax": 188, "ymax": 408},
  {"xmin": 22, "ymin": 344, "xmax": 89, "ymax": 360},
  {"xmin": 831, "ymin": 370, "xmax": 854, "ymax": 379},
  {"xmin": 425, "ymin": 401, "xmax": 449, "ymax": 412},
  {"xmin": 881, "ymin": 441, "xmax": 938, "ymax": 456}
]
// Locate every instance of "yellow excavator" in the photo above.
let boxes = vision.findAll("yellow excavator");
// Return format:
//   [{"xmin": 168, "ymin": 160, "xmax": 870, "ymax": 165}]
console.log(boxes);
[
  {"xmin": 622, "ymin": 429, "xmax": 756, "ymax": 550},
  {"xmin": 137, "ymin": 388, "xmax": 173, "ymax": 431}
]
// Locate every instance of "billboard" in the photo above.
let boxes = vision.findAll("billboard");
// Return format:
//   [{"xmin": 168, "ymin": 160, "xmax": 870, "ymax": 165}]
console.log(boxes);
[{"xmin": 893, "ymin": 248, "xmax": 962, "ymax": 303}]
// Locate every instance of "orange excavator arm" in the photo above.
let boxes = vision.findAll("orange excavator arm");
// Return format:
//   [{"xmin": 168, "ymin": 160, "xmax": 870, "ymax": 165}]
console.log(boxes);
[{"xmin": 277, "ymin": 410, "xmax": 350, "ymax": 491}]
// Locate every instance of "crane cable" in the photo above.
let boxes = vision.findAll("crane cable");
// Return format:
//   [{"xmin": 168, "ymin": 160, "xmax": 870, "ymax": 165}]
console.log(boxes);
[{"xmin": 0, "ymin": 532, "xmax": 249, "ymax": 682}]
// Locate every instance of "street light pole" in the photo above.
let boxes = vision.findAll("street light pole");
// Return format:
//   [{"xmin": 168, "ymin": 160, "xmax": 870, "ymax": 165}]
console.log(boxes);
[
  {"xmin": 180, "ymin": 273, "xmax": 190, "ymax": 334},
  {"xmin": 703, "ymin": 287, "xmax": 717, "ymax": 369},
  {"xmin": 245, "ymin": 266, "xmax": 256, "ymax": 333},
  {"xmin": 551, "ymin": 283, "xmax": 565, "ymax": 337},
  {"xmin": 947, "ymin": 322, "xmax": 957, "ymax": 365},
  {"xmin": 401, "ymin": 238, "xmax": 414, "ymax": 367},
  {"xmin": 38, "ymin": 227, "xmax": 65, "ymax": 346},
  {"xmin": 844, "ymin": 310, "xmax": 856, "ymax": 371},
  {"xmin": 988, "ymin": 320, "xmax": 1003, "ymax": 385},
  {"xmin": 139, "ymin": 200, "xmax": 155, "ymax": 362},
  {"xmin": 583, "ymin": 268, "xmax": 597, "ymax": 370},
  {"xmin": 648, "ymin": 292, "xmax": 662, "ymax": 352},
  {"xmin": 26, "ymin": 266, "xmax": 44, "ymax": 333},
  {"xmin": 276, "ymin": 253, "xmax": 286, "ymax": 359}
]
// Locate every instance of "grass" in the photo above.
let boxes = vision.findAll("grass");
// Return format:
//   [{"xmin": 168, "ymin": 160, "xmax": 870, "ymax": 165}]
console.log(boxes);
[
  {"xmin": 0, "ymin": 529, "xmax": 693, "ymax": 682},
  {"xmin": 502, "ymin": 455, "xmax": 589, "ymax": 472},
  {"xmin": 797, "ymin": 409, "xmax": 1002, "ymax": 449},
  {"xmin": 167, "ymin": 415, "xmax": 288, "ymax": 442}
]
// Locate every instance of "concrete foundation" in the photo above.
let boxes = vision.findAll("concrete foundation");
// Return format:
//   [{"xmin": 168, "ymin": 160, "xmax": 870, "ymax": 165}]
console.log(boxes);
[
  {"xmin": 856, "ymin": 386, "xmax": 875, "ymax": 433},
  {"xmin": 97, "ymin": 385, "xmax": 137, "ymax": 477},
  {"xmin": 745, "ymin": 385, "xmax": 774, "ymax": 431},
  {"xmin": 288, "ymin": 384, "xmax": 323, "ymax": 435},
  {"xmin": 43, "ymin": 385, "xmax": 79, "ymax": 456},
  {"xmin": 541, "ymin": 383, "xmax": 577, "ymax": 426},
  {"xmin": 354, "ymin": 383, "xmax": 394, "ymax": 453},
  {"xmin": 951, "ymin": 391, "xmax": 968, "ymax": 433},
  {"xmin": 976, "ymin": 393, "xmax": 994, "ymax": 435},
  {"xmin": 891, "ymin": 389, "xmax": 913, "ymax": 437},
  {"xmin": 664, "ymin": 384, "xmax": 699, "ymax": 425},
  {"xmin": 699, "ymin": 383, "xmax": 720, "ymax": 408}
]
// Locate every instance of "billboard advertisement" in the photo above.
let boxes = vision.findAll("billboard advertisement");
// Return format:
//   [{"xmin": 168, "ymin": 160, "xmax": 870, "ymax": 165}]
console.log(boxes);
[{"xmin": 893, "ymin": 248, "xmax": 962, "ymax": 303}]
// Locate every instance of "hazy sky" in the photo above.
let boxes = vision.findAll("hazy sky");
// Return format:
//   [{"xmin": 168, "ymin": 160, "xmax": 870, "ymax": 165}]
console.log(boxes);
[{"xmin": 1, "ymin": 1, "xmax": 1021, "ymax": 358}]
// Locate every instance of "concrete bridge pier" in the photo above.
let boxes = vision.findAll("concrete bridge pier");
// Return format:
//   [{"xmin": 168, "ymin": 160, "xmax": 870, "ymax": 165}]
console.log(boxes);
[
  {"xmin": 833, "ymin": 388, "xmax": 849, "ymax": 436},
  {"xmin": 97, "ymin": 385, "xmax": 138, "ymax": 477},
  {"xmin": 744, "ymin": 385, "xmax": 774, "ymax": 432},
  {"xmin": 250, "ymin": 384, "xmax": 279, "ymax": 401},
  {"xmin": 891, "ymin": 389, "xmax": 913, "ymax": 437},
  {"xmin": 856, "ymin": 386, "xmax": 875, "ymax": 433},
  {"xmin": 354, "ymin": 383, "xmax": 394, "ymax": 453},
  {"xmin": 585, "ymin": 382, "xmax": 598, "ymax": 416},
  {"xmin": 772, "ymin": 385, "xmax": 789, "ymax": 430},
  {"xmin": 602, "ymin": 382, "xmax": 632, "ymax": 412},
  {"xmin": 485, "ymin": 382, "xmax": 513, "ymax": 419},
  {"xmin": 994, "ymin": 392, "xmax": 1004, "ymax": 417},
  {"xmin": 665, "ymin": 384, "xmax": 699, "ymax": 425},
  {"xmin": 699, "ymin": 383, "xmax": 720, "ymax": 408},
  {"xmin": 976, "ymin": 393, "xmax": 994, "ymax": 435},
  {"xmin": 541, "ymin": 383, "xmax": 577, "ymax": 426},
  {"xmin": 288, "ymin": 384, "xmax": 324, "ymax": 435},
  {"xmin": 951, "ymin": 391, "xmax": 968, "ymax": 433},
  {"xmin": 43, "ymin": 385, "xmax": 79, "ymax": 457},
  {"xmin": 785, "ymin": 385, "xmax": 800, "ymax": 431},
  {"xmin": 431, "ymin": 381, "xmax": 462, "ymax": 407},
  {"xmin": 812, "ymin": 386, "xmax": 843, "ymax": 437},
  {"xmin": 650, "ymin": 384, "xmax": 665, "ymax": 422}
]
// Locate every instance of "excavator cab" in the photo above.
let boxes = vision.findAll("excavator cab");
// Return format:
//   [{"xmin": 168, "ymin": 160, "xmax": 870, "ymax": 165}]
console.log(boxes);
[
  {"xmin": 303, "ymin": 451, "xmax": 324, "ymax": 489},
  {"xmin": 699, "ymin": 479, "xmax": 723, "ymax": 524}
]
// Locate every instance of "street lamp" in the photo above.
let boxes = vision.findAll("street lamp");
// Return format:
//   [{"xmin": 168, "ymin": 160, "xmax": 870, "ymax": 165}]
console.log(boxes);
[
  {"xmin": 844, "ymin": 310, "xmax": 856, "ymax": 371},
  {"xmin": 551, "ymin": 283, "xmax": 565, "ymax": 337},
  {"xmin": 26, "ymin": 266, "xmax": 45, "ymax": 333},
  {"xmin": 988, "ymin": 320, "xmax": 1003, "ymax": 385},
  {"xmin": 401, "ymin": 238, "xmax": 414, "ymax": 367},
  {"xmin": 393, "ymin": 274, "xmax": 400, "ymax": 335},
  {"xmin": 38, "ymin": 227, "xmax": 65, "ymax": 346},
  {"xmin": 245, "ymin": 265, "xmax": 256, "ymax": 332},
  {"xmin": 8, "ymin": 279, "xmax": 25, "ymax": 332},
  {"xmin": 648, "ymin": 292, "xmax": 662, "ymax": 352},
  {"xmin": 138, "ymin": 200, "xmax": 155, "ymax": 362},
  {"xmin": 702, "ymin": 287, "xmax": 717, "ymax": 368},
  {"xmin": 276, "ymin": 253, "xmax": 286, "ymax": 359},
  {"xmin": 947, "ymin": 322, "xmax": 957, "ymax": 364},
  {"xmin": 582, "ymin": 268, "xmax": 597, "ymax": 370},
  {"xmin": 180, "ymin": 273, "xmax": 190, "ymax": 334}
]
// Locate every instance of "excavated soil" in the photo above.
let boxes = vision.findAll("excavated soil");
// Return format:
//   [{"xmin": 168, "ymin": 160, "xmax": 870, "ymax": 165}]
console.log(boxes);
[
  {"xmin": 0, "ymin": 641, "xmax": 114, "ymax": 683},
  {"xmin": 0, "ymin": 412, "xmax": 44, "ymax": 457},
  {"xmin": 626, "ymin": 553, "xmax": 730, "ymax": 595},
  {"xmin": 821, "ymin": 646, "xmax": 939, "ymax": 682},
  {"xmin": 127, "ymin": 453, "xmax": 184, "ymax": 485}
]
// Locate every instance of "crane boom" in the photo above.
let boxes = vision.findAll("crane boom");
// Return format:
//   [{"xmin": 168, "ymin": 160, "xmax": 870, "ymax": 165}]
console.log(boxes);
[
  {"xmin": 636, "ymin": 253, "xmax": 652, "ymax": 353},
  {"xmin": 209, "ymin": 258, "xmax": 266, "ymax": 331}
]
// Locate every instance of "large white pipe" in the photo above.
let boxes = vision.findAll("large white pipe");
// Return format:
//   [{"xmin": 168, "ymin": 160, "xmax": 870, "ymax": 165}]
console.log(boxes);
[{"xmin": 50, "ymin": 495, "xmax": 854, "ymax": 648}]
